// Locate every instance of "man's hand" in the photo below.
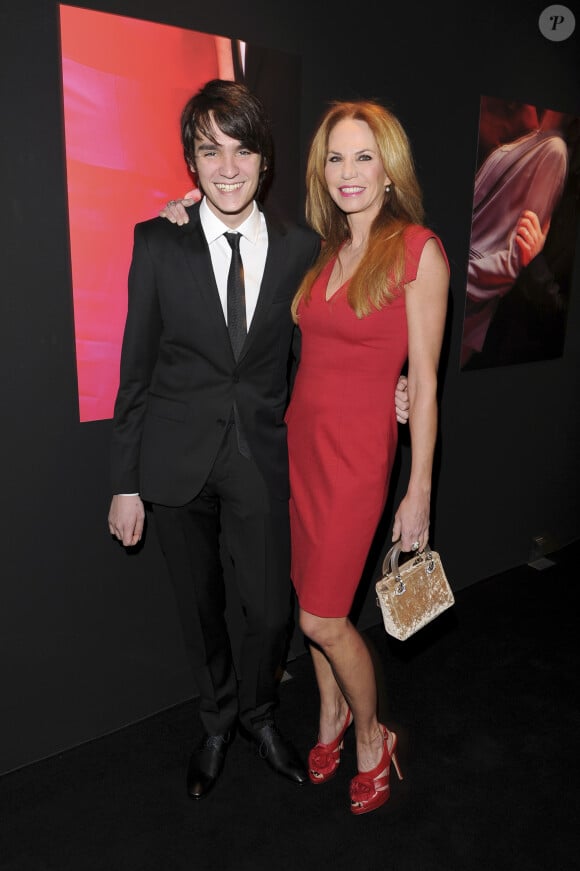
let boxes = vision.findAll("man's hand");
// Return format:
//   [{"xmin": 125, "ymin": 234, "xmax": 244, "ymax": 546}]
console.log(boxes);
[
  {"xmin": 108, "ymin": 494, "xmax": 145, "ymax": 547},
  {"xmin": 395, "ymin": 375, "xmax": 409, "ymax": 424},
  {"xmin": 515, "ymin": 209, "xmax": 550, "ymax": 268},
  {"xmin": 159, "ymin": 190, "xmax": 200, "ymax": 225}
]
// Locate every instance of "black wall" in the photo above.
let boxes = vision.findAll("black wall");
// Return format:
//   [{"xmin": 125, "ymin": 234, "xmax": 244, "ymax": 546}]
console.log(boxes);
[{"xmin": 1, "ymin": 0, "xmax": 579, "ymax": 775}]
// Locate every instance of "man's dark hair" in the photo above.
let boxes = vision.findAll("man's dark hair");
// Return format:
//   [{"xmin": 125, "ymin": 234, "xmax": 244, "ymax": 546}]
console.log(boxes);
[{"xmin": 181, "ymin": 79, "xmax": 274, "ymax": 195}]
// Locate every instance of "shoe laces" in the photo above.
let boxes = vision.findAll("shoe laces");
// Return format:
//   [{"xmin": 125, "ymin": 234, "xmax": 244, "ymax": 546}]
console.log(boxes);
[
  {"xmin": 256, "ymin": 721, "xmax": 283, "ymax": 758},
  {"xmin": 203, "ymin": 733, "xmax": 229, "ymax": 750}
]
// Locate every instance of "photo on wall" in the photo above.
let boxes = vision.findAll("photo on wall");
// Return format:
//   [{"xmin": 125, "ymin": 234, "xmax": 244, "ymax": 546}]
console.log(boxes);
[
  {"xmin": 59, "ymin": 4, "xmax": 301, "ymax": 422},
  {"xmin": 459, "ymin": 94, "xmax": 580, "ymax": 372}
]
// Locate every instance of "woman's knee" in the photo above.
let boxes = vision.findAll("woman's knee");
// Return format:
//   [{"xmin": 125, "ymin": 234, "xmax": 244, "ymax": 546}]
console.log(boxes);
[{"xmin": 300, "ymin": 610, "xmax": 347, "ymax": 649}]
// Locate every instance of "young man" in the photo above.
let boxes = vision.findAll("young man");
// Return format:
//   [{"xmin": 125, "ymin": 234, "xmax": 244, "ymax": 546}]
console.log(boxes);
[
  {"xmin": 109, "ymin": 79, "xmax": 409, "ymax": 800},
  {"xmin": 108, "ymin": 79, "xmax": 320, "ymax": 799}
]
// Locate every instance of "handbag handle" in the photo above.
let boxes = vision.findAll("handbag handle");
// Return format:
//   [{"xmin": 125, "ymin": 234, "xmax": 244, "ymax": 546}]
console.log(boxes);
[{"xmin": 381, "ymin": 541, "xmax": 433, "ymax": 578}]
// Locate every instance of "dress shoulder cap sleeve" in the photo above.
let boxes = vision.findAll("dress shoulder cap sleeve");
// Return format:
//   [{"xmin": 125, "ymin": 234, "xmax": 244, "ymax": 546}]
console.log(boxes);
[{"xmin": 403, "ymin": 224, "xmax": 449, "ymax": 284}]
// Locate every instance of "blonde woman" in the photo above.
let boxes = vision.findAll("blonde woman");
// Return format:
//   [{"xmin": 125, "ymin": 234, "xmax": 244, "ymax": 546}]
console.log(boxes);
[{"xmin": 286, "ymin": 100, "xmax": 449, "ymax": 814}]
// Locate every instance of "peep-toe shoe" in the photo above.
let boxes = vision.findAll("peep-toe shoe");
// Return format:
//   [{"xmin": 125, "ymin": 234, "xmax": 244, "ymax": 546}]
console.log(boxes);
[
  {"xmin": 308, "ymin": 708, "xmax": 353, "ymax": 784},
  {"xmin": 349, "ymin": 724, "xmax": 403, "ymax": 815}
]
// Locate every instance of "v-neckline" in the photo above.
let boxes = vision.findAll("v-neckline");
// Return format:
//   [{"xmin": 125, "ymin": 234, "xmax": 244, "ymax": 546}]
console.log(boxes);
[{"xmin": 324, "ymin": 258, "xmax": 348, "ymax": 303}]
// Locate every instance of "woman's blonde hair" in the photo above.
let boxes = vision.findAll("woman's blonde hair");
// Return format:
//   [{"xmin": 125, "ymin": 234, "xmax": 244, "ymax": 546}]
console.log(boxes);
[{"xmin": 291, "ymin": 100, "xmax": 425, "ymax": 320}]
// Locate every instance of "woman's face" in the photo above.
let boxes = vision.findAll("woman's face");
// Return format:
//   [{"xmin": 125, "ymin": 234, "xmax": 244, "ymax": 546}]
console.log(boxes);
[{"xmin": 324, "ymin": 118, "xmax": 390, "ymax": 219}]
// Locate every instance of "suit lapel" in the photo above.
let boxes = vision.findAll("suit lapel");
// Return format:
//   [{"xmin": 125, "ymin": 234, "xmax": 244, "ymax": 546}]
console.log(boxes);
[
  {"xmin": 239, "ymin": 210, "xmax": 288, "ymax": 362},
  {"xmin": 178, "ymin": 205, "xmax": 233, "ymax": 353}
]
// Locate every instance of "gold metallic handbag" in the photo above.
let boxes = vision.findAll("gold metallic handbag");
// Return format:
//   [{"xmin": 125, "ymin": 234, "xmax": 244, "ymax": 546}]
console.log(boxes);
[{"xmin": 375, "ymin": 542, "xmax": 455, "ymax": 641}]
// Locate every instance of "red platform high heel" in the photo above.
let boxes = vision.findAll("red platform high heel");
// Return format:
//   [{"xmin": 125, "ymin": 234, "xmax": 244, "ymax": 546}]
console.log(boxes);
[
  {"xmin": 308, "ymin": 708, "xmax": 353, "ymax": 784},
  {"xmin": 349, "ymin": 724, "xmax": 403, "ymax": 815}
]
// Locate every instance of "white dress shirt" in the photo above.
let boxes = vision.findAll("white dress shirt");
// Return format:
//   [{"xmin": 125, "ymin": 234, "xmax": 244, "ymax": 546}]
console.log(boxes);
[{"xmin": 199, "ymin": 197, "xmax": 268, "ymax": 328}]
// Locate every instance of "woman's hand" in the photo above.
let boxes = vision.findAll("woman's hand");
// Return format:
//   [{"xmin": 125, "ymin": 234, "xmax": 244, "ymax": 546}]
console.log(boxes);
[
  {"xmin": 395, "ymin": 375, "xmax": 409, "ymax": 424},
  {"xmin": 392, "ymin": 490, "xmax": 430, "ymax": 553},
  {"xmin": 159, "ymin": 189, "xmax": 200, "ymax": 225}
]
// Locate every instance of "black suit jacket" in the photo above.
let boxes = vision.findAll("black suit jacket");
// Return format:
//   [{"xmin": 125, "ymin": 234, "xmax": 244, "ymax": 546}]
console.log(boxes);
[{"xmin": 111, "ymin": 202, "xmax": 320, "ymax": 506}]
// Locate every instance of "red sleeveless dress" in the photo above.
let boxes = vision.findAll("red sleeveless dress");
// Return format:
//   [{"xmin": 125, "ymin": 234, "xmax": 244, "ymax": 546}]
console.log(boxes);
[{"xmin": 286, "ymin": 226, "xmax": 447, "ymax": 617}]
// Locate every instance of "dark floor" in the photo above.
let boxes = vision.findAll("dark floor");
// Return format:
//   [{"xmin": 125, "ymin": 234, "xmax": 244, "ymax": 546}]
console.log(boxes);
[{"xmin": 2, "ymin": 545, "xmax": 579, "ymax": 871}]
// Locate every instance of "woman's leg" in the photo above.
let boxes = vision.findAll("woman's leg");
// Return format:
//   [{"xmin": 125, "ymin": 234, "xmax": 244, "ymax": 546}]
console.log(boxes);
[
  {"xmin": 300, "ymin": 609, "xmax": 386, "ymax": 772},
  {"xmin": 309, "ymin": 644, "xmax": 349, "ymax": 743}
]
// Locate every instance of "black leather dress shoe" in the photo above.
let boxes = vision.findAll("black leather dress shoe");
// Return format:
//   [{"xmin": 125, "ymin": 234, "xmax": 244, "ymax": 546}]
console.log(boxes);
[
  {"xmin": 249, "ymin": 721, "xmax": 307, "ymax": 784},
  {"xmin": 186, "ymin": 733, "xmax": 230, "ymax": 800}
]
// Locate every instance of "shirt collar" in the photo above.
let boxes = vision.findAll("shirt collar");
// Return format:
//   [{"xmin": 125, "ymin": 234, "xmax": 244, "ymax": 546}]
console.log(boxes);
[{"xmin": 200, "ymin": 197, "xmax": 261, "ymax": 245}]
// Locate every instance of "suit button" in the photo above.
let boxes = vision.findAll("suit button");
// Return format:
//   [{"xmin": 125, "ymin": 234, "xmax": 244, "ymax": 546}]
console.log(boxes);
[
  {"xmin": 233, "ymin": 374, "xmax": 240, "ymax": 383},
  {"xmin": 217, "ymin": 419, "xmax": 226, "ymax": 427}
]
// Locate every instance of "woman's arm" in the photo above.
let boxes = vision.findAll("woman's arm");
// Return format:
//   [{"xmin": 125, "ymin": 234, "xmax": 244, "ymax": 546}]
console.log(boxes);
[
  {"xmin": 392, "ymin": 238, "xmax": 449, "ymax": 552},
  {"xmin": 159, "ymin": 191, "xmax": 199, "ymax": 225}
]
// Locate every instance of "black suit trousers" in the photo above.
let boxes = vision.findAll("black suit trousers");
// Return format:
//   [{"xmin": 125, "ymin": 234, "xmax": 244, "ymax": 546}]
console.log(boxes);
[{"xmin": 152, "ymin": 424, "xmax": 293, "ymax": 735}]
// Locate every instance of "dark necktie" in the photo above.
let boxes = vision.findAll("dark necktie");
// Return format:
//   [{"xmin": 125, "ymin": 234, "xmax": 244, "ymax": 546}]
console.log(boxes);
[
  {"xmin": 224, "ymin": 232, "xmax": 247, "ymax": 360},
  {"xmin": 224, "ymin": 232, "xmax": 250, "ymax": 458}
]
